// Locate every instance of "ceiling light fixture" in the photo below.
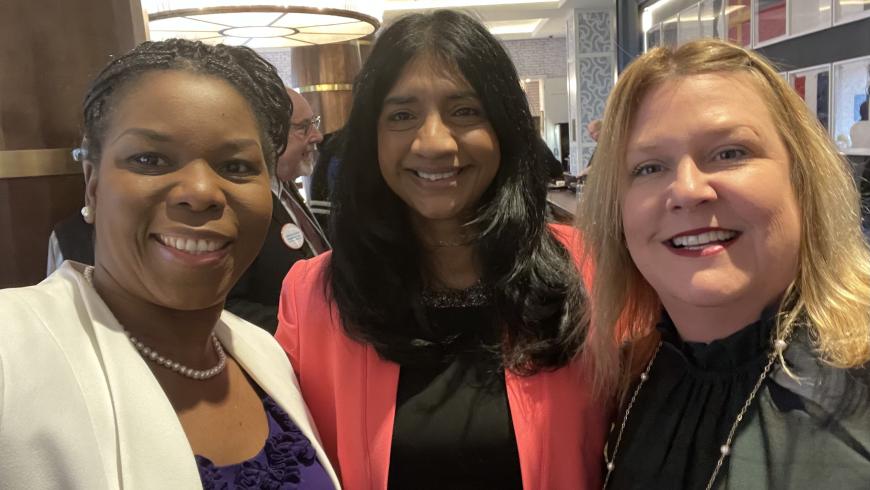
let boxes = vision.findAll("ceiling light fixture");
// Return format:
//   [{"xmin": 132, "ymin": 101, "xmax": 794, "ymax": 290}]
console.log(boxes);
[
  {"xmin": 142, "ymin": 1, "xmax": 383, "ymax": 48},
  {"xmin": 484, "ymin": 18, "xmax": 546, "ymax": 36},
  {"xmin": 385, "ymin": 0, "xmax": 558, "ymax": 10}
]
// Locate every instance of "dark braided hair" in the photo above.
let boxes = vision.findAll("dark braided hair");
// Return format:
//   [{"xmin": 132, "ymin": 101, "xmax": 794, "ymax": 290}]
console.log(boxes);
[{"xmin": 81, "ymin": 39, "xmax": 291, "ymax": 170}]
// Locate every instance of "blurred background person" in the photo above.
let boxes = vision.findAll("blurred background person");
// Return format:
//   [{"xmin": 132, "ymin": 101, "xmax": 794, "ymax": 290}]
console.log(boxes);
[
  {"xmin": 586, "ymin": 119, "xmax": 602, "ymax": 143},
  {"xmin": 226, "ymin": 87, "xmax": 330, "ymax": 333},
  {"xmin": 0, "ymin": 39, "xmax": 339, "ymax": 489},
  {"xmin": 850, "ymin": 98, "xmax": 870, "ymax": 149},
  {"xmin": 45, "ymin": 207, "xmax": 93, "ymax": 275},
  {"xmin": 579, "ymin": 39, "xmax": 870, "ymax": 489},
  {"xmin": 308, "ymin": 128, "xmax": 344, "ymax": 234},
  {"xmin": 276, "ymin": 10, "xmax": 606, "ymax": 490}
]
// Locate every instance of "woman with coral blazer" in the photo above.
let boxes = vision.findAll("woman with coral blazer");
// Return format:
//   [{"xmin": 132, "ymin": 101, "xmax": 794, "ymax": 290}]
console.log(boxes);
[{"xmin": 276, "ymin": 10, "xmax": 606, "ymax": 490}]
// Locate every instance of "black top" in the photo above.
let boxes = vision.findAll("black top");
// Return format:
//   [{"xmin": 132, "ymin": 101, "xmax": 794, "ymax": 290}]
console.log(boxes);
[
  {"xmin": 387, "ymin": 305, "xmax": 523, "ymax": 490},
  {"xmin": 606, "ymin": 311, "xmax": 870, "ymax": 490}
]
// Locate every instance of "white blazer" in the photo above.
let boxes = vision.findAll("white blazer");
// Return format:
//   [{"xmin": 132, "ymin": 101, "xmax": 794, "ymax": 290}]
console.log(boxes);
[{"xmin": 0, "ymin": 261, "xmax": 341, "ymax": 490}]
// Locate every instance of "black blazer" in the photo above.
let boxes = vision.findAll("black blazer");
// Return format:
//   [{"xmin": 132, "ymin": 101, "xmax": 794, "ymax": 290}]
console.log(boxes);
[{"xmin": 225, "ymin": 189, "xmax": 324, "ymax": 334}]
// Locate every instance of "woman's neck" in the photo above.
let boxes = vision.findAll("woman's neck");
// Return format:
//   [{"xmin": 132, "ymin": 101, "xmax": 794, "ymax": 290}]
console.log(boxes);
[
  {"xmin": 90, "ymin": 266, "xmax": 223, "ymax": 369},
  {"xmin": 663, "ymin": 302, "xmax": 767, "ymax": 343},
  {"xmin": 413, "ymin": 215, "xmax": 480, "ymax": 290}
]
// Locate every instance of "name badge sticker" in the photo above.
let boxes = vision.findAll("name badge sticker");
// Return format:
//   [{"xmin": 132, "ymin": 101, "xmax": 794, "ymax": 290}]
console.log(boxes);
[{"xmin": 281, "ymin": 223, "xmax": 305, "ymax": 250}]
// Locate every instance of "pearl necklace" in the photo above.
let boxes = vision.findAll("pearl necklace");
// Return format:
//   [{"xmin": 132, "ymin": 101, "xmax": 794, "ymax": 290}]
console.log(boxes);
[
  {"xmin": 603, "ymin": 330, "xmax": 791, "ymax": 489},
  {"xmin": 83, "ymin": 266, "xmax": 227, "ymax": 380}
]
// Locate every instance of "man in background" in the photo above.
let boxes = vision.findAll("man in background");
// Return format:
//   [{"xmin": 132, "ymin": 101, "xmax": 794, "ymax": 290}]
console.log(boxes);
[
  {"xmin": 851, "ymin": 99, "xmax": 870, "ymax": 149},
  {"xmin": 308, "ymin": 129, "xmax": 342, "ymax": 233},
  {"xmin": 225, "ymin": 87, "xmax": 330, "ymax": 333}
]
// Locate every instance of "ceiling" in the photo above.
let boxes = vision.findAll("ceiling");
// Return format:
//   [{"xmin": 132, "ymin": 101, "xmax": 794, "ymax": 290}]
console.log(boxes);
[{"xmin": 382, "ymin": 0, "xmax": 613, "ymax": 40}]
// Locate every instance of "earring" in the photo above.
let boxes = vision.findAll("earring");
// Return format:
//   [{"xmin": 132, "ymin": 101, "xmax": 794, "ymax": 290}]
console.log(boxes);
[{"xmin": 81, "ymin": 206, "xmax": 93, "ymax": 223}]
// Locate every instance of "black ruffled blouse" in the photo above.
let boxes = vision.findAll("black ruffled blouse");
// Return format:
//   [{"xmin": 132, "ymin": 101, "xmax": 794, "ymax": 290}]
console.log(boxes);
[{"xmin": 606, "ymin": 311, "xmax": 870, "ymax": 490}]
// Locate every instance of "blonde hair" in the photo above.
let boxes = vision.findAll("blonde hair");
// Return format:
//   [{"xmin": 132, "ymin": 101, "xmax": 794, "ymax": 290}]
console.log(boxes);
[{"xmin": 577, "ymin": 39, "xmax": 870, "ymax": 395}]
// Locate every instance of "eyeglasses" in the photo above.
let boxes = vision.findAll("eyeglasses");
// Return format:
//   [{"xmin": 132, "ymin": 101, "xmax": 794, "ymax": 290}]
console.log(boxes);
[{"xmin": 290, "ymin": 114, "xmax": 321, "ymax": 137}]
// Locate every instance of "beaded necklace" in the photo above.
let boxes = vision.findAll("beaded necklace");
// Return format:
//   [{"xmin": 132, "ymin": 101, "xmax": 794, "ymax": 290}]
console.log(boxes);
[
  {"xmin": 603, "ymin": 329, "xmax": 791, "ymax": 489},
  {"xmin": 83, "ymin": 266, "xmax": 226, "ymax": 380}
]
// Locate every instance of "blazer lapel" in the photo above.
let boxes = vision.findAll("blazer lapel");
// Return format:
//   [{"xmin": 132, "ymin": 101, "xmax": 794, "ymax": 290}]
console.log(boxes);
[
  {"xmin": 77, "ymin": 272, "xmax": 201, "ymax": 489},
  {"xmin": 272, "ymin": 191, "xmax": 292, "ymax": 225},
  {"xmin": 364, "ymin": 346, "xmax": 400, "ymax": 490},
  {"xmin": 216, "ymin": 317, "xmax": 342, "ymax": 490},
  {"xmin": 505, "ymin": 369, "xmax": 544, "ymax": 490},
  {"xmin": 274, "ymin": 187, "xmax": 330, "ymax": 256}
]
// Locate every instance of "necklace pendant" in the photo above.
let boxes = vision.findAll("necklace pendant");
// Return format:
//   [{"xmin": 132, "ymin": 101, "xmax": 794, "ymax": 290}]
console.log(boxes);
[
  {"xmin": 720, "ymin": 444, "xmax": 730, "ymax": 455},
  {"xmin": 606, "ymin": 462, "xmax": 615, "ymax": 471}
]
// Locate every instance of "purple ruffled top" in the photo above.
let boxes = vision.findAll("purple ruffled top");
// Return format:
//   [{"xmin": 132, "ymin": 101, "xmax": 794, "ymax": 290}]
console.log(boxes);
[{"xmin": 195, "ymin": 393, "xmax": 334, "ymax": 490}]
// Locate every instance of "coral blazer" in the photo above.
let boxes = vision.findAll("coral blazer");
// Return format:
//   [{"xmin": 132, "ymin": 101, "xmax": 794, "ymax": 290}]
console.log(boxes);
[{"xmin": 276, "ymin": 224, "xmax": 607, "ymax": 490}]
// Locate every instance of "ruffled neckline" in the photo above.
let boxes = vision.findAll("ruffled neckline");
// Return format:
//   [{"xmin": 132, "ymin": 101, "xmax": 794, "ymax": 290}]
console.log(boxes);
[{"xmin": 656, "ymin": 308, "xmax": 777, "ymax": 373}]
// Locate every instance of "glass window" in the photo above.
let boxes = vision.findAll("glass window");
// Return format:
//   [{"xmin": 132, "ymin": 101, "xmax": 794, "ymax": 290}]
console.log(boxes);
[
  {"xmin": 789, "ymin": 65, "xmax": 832, "ymax": 132},
  {"xmin": 700, "ymin": 0, "xmax": 726, "ymax": 38},
  {"xmin": 662, "ymin": 15, "xmax": 679, "ymax": 46},
  {"xmin": 725, "ymin": 0, "xmax": 752, "ymax": 46},
  {"xmin": 832, "ymin": 57, "xmax": 870, "ymax": 153},
  {"xmin": 790, "ymin": 0, "xmax": 831, "ymax": 35},
  {"xmin": 756, "ymin": 0, "xmax": 787, "ymax": 43},
  {"xmin": 646, "ymin": 25, "xmax": 662, "ymax": 50},
  {"xmin": 835, "ymin": 0, "xmax": 870, "ymax": 24},
  {"xmin": 678, "ymin": 4, "xmax": 701, "ymax": 44}
]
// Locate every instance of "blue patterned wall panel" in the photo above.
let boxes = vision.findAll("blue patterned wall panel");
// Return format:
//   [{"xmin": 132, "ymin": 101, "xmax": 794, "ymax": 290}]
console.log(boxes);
[
  {"xmin": 568, "ymin": 9, "xmax": 614, "ymax": 174},
  {"xmin": 578, "ymin": 12, "xmax": 612, "ymax": 54},
  {"xmin": 579, "ymin": 56, "xmax": 613, "ymax": 145}
]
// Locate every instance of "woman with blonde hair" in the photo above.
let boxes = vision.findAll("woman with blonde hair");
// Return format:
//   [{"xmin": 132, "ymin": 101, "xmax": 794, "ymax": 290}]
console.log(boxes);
[{"xmin": 578, "ymin": 38, "xmax": 870, "ymax": 488}]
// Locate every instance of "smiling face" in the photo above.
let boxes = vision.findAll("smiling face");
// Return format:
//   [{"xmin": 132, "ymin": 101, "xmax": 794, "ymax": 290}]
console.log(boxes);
[
  {"xmin": 377, "ymin": 56, "xmax": 500, "ymax": 229},
  {"xmin": 85, "ymin": 70, "xmax": 272, "ymax": 310},
  {"xmin": 621, "ymin": 73, "xmax": 801, "ymax": 338}
]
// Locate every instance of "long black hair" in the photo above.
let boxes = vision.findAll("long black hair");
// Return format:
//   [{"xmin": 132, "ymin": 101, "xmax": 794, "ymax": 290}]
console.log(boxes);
[
  {"xmin": 80, "ymin": 39, "xmax": 291, "ymax": 170},
  {"xmin": 328, "ymin": 10, "xmax": 586, "ymax": 374}
]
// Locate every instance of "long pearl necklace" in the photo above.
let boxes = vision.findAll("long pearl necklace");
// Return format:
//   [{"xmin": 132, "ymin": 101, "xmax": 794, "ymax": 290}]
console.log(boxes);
[
  {"xmin": 603, "ymin": 329, "xmax": 791, "ymax": 489},
  {"xmin": 83, "ymin": 266, "xmax": 227, "ymax": 380}
]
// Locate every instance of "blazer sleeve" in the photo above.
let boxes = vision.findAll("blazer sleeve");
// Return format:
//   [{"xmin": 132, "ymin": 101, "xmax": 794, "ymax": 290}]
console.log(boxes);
[
  {"xmin": 276, "ymin": 258, "xmax": 308, "ymax": 379},
  {"xmin": 548, "ymin": 223, "xmax": 593, "ymax": 286}
]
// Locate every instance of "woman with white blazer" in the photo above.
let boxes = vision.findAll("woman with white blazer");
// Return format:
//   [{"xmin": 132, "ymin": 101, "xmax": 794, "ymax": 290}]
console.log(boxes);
[{"xmin": 0, "ymin": 39, "xmax": 339, "ymax": 490}]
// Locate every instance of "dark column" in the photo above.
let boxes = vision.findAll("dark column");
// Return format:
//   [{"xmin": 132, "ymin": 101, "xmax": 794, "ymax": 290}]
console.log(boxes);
[{"xmin": 616, "ymin": 0, "xmax": 644, "ymax": 73}]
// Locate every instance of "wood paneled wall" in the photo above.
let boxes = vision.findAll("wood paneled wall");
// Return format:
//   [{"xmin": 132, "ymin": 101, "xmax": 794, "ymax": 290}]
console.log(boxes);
[
  {"xmin": 0, "ymin": 174, "xmax": 85, "ymax": 287},
  {"xmin": 0, "ymin": 0, "xmax": 145, "ymax": 287},
  {"xmin": 288, "ymin": 40, "xmax": 372, "ymax": 134},
  {"xmin": 0, "ymin": 0, "xmax": 145, "ymax": 150}
]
